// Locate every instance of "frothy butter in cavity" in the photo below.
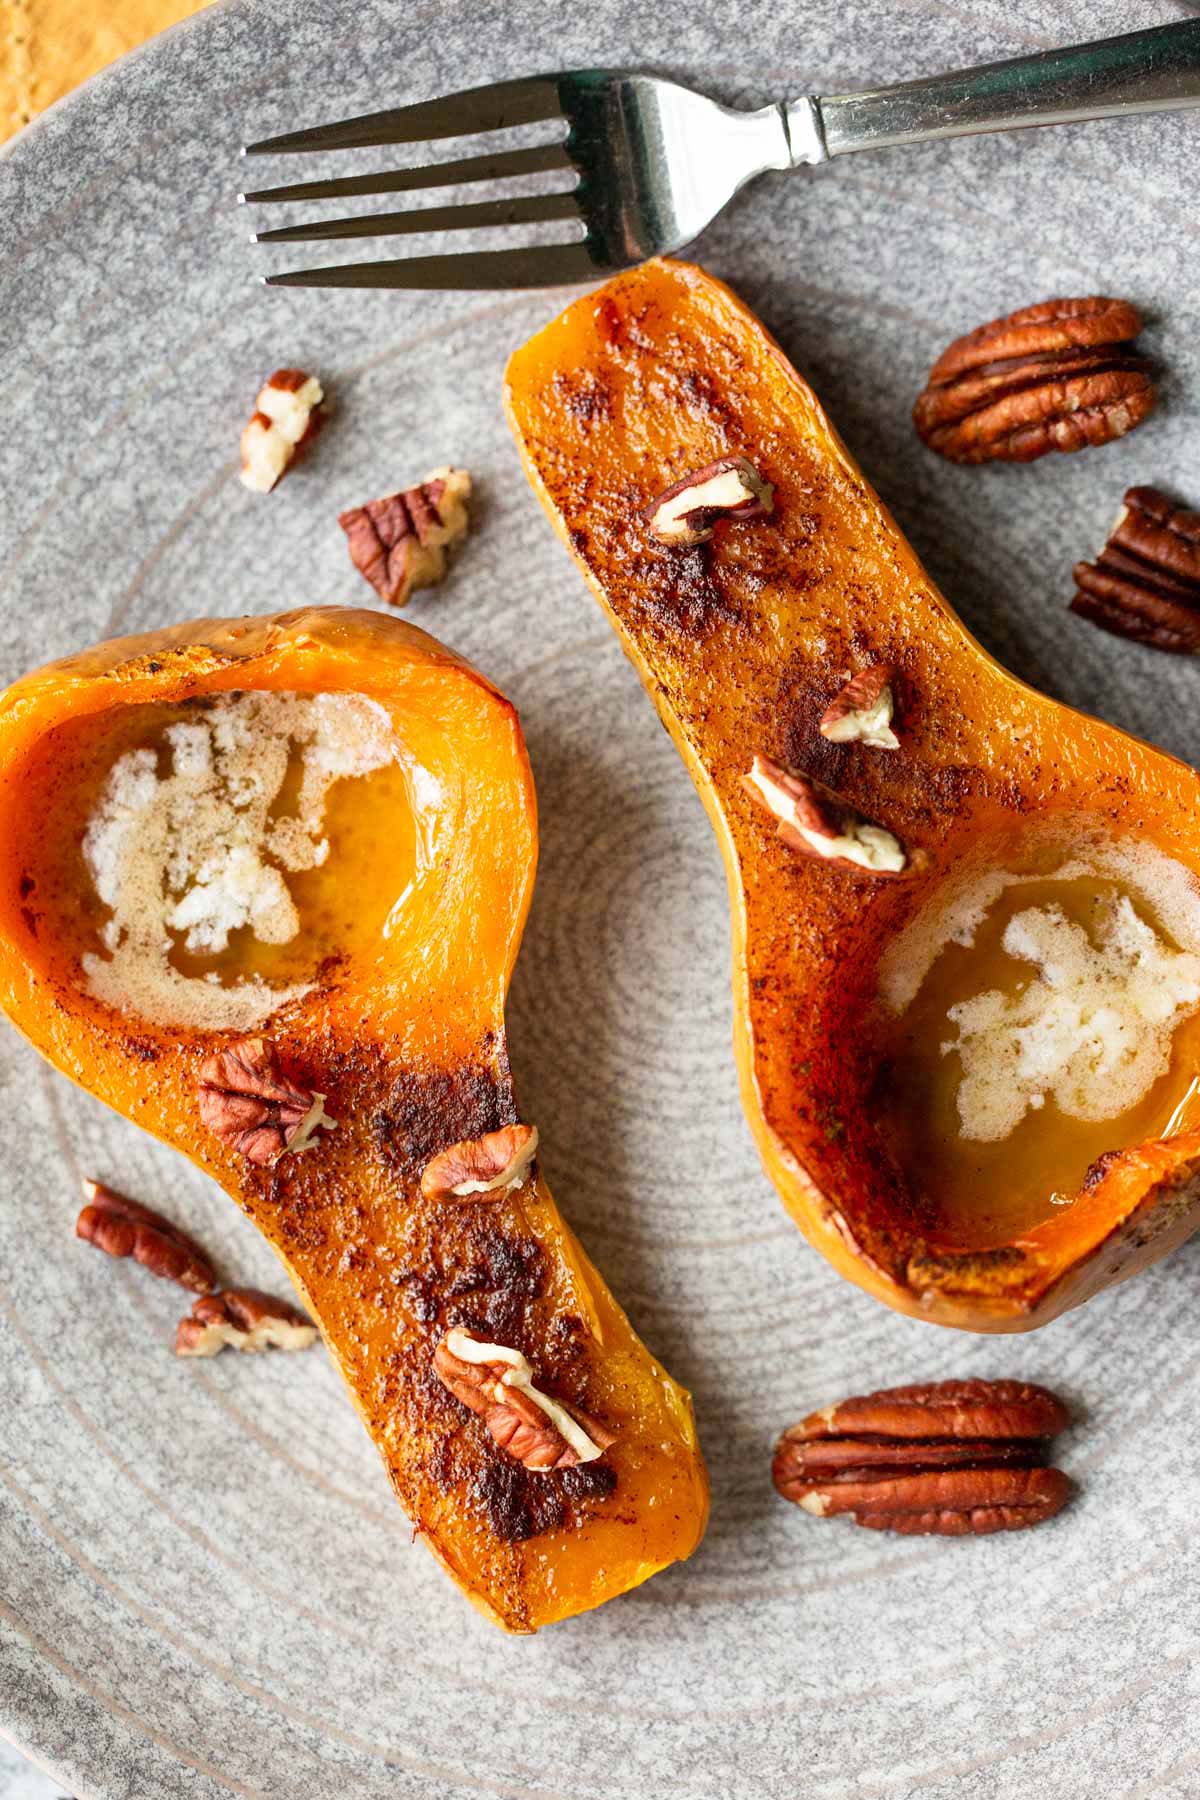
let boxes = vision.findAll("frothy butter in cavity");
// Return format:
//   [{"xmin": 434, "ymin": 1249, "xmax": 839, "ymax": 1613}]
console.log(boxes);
[
  {"xmin": 879, "ymin": 837, "xmax": 1200, "ymax": 1145},
  {"xmin": 950, "ymin": 896, "xmax": 1200, "ymax": 1141},
  {"xmin": 82, "ymin": 692, "xmax": 397, "ymax": 1030}
]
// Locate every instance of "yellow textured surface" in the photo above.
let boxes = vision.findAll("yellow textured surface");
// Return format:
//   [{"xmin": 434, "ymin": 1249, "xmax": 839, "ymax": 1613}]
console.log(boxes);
[{"xmin": 2, "ymin": 0, "xmax": 210, "ymax": 141}]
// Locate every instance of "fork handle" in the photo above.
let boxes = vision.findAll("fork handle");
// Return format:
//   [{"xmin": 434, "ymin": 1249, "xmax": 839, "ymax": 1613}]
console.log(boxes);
[{"xmin": 789, "ymin": 20, "xmax": 1200, "ymax": 162}]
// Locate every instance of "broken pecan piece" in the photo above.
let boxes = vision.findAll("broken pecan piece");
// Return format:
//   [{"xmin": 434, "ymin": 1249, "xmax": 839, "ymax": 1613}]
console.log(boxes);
[
  {"xmin": 1071, "ymin": 485, "xmax": 1200, "ymax": 653},
  {"xmin": 645, "ymin": 455, "xmax": 774, "ymax": 545},
  {"xmin": 744, "ymin": 752, "xmax": 906, "ymax": 875},
  {"xmin": 239, "ymin": 368, "xmax": 324, "ymax": 492},
  {"xmin": 338, "ymin": 466, "xmax": 471, "ymax": 607},
  {"xmin": 914, "ymin": 298, "xmax": 1155, "ymax": 464},
  {"xmin": 76, "ymin": 1178, "xmax": 215, "ymax": 1293},
  {"xmin": 420, "ymin": 1123, "xmax": 538, "ymax": 1201},
  {"xmin": 433, "ymin": 1328, "xmax": 615, "ymax": 1472},
  {"xmin": 819, "ymin": 663, "xmax": 899, "ymax": 749},
  {"xmin": 175, "ymin": 1287, "xmax": 317, "ymax": 1357},
  {"xmin": 774, "ymin": 1378, "xmax": 1071, "ymax": 1536},
  {"xmin": 196, "ymin": 1035, "xmax": 335, "ymax": 1166}
]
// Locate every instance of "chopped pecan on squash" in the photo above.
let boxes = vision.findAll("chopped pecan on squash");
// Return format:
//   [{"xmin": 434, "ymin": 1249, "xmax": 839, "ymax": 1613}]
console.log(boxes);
[
  {"xmin": 434, "ymin": 1327, "xmax": 615, "ymax": 1472},
  {"xmin": 645, "ymin": 456, "xmax": 773, "ymax": 545},
  {"xmin": 196, "ymin": 1035, "xmax": 335, "ymax": 1166},
  {"xmin": 420, "ymin": 1123, "xmax": 538, "ymax": 1201},
  {"xmin": 819, "ymin": 664, "xmax": 900, "ymax": 749},
  {"xmin": 744, "ymin": 753, "xmax": 907, "ymax": 875}
]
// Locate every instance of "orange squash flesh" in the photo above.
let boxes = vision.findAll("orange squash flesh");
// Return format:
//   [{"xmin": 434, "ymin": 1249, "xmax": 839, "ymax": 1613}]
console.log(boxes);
[
  {"xmin": 506, "ymin": 258, "xmax": 1200, "ymax": 1333},
  {"xmin": 0, "ymin": 606, "xmax": 708, "ymax": 1629}
]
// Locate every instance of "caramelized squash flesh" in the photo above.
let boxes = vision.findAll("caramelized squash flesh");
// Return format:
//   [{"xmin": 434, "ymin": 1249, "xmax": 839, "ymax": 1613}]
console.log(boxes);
[
  {"xmin": 0, "ymin": 606, "xmax": 708, "ymax": 1628},
  {"xmin": 506, "ymin": 259, "xmax": 1200, "ymax": 1332}
]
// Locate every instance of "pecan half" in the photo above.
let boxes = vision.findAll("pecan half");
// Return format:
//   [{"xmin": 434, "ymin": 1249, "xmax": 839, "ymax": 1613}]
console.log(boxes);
[
  {"xmin": 645, "ymin": 456, "xmax": 774, "ymax": 545},
  {"xmin": 196, "ymin": 1036, "xmax": 335, "ymax": 1166},
  {"xmin": 76, "ymin": 1178, "xmax": 215, "ymax": 1293},
  {"xmin": 914, "ymin": 298, "xmax": 1155, "ymax": 464},
  {"xmin": 420, "ymin": 1123, "xmax": 538, "ymax": 1201},
  {"xmin": 433, "ymin": 1327, "xmax": 615, "ymax": 1472},
  {"xmin": 774, "ymin": 1378, "xmax": 1071, "ymax": 1536},
  {"xmin": 239, "ymin": 368, "xmax": 324, "ymax": 492},
  {"xmin": 175, "ymin": 1287, "xmax": 317, "ymax": 1357},
  {"xmin": 819, "ymin": 663, "xmax": 899, "ymax": 749},
  {"xmin": 744, "ymin": 752, "xmax": 906, "ymax": 876},
  {"xmin": 1071, "ymin": 485, "xmax": 1200, "ymax": 653},
  {"xmin": 338, "ymin": 466, "xmax": 471, "ymax": 607}
]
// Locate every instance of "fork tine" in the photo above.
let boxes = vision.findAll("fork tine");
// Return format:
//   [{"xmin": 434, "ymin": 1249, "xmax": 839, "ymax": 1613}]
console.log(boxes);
[
  {"xmin": 238, "ymin": 142, "xmax": 573, "ymax": 206},
  {"xmin": 242, "ymin": 76, "xmax": 565, "ymax": 156},
  {"xmin": 253, "ymin": 190, "xmax": 581, "ymax": 245},
  {"xmin": 262, "ymin": 242, "xmax": 603, "ymax": 290}
]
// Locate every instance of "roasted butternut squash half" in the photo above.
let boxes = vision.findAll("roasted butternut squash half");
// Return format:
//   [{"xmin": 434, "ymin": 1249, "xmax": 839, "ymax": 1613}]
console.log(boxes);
[
  {"xmin": 0, "ymin": 606, "xmax": 707, "ymax": 1629},
  {"xmin": 507, "ymin": 258, "xmax": 1200, "ymax": 1333}
]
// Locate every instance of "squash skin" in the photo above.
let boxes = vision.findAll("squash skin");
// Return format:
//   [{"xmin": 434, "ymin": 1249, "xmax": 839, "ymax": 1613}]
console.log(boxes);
[
  {"xmin": 505, "ymin": 259, "xmax": 1200, "ymax": 1333},
  {"xmin": 0, "ymin": 606, "xmax": 708, "ymax": 1630}
]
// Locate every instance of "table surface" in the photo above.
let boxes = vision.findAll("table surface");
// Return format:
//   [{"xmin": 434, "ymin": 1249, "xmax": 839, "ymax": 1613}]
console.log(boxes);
[
  {"xmin": 0, "ymin": 1739, "xmax": 65, "ymax": 1800},
  {"xmin": 1, "ymin": 0, "xmax": 209, "ymax": 140}
]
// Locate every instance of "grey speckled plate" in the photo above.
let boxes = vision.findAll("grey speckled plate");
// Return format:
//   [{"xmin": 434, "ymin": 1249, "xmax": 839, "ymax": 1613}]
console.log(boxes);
[{"xmin": 3, "ymin": 2, "xmax": 1200, "ymax": 1796}]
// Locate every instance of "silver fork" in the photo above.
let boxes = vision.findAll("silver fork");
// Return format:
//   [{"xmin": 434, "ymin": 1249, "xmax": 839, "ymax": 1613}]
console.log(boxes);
[{"xmin": 241, "ymin": 20, "xmax": 1200, "ymax": 291}]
